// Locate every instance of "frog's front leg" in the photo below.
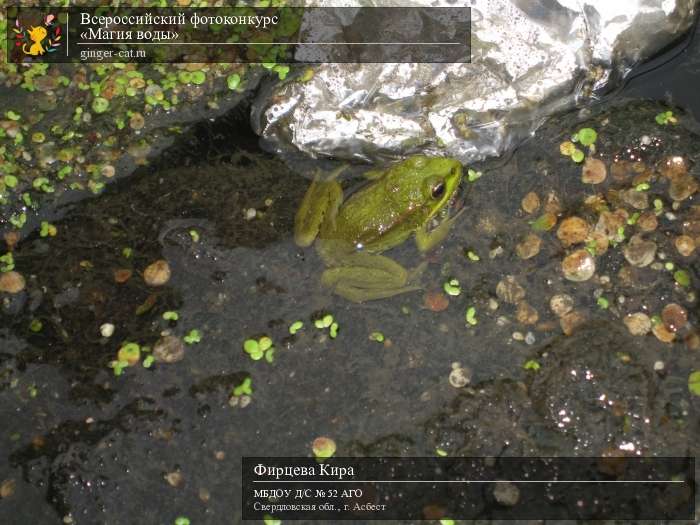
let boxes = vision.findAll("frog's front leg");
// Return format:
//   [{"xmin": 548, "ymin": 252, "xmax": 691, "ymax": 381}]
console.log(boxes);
[
  {"xmin": 319, "ymin": 246, "xmax": 423, "ymax": 302},
  {"xmin": 294, "ymin": 166, "xmax": 347, "ymax": 247},
  {"xmin": 415, "ymin": 207, "xmax": 465, "ymax": 252}
]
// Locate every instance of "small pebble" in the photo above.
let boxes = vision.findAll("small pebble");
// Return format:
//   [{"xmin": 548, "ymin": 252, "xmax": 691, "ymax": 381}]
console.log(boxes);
[
  {"xmin": 496, "ymin": 275, "xmax": 525, "ymax": 304},
  {"xmin": 543, "ymin": 191, "xmax": 562, "ymax": 214},
  {"xmin": 144, "ymin": 259, "xmax": 171, "ymax": 287},
  {"xmin": 515, "ymin": 233, "xmax": 542, "ymax": 259},
  {"xmin": 521, "ymin": 192, "xmax": 540, "ymax": 214},
  {"xmin": 101, "ymin": 165, "xmax": 115, "ymax": 178},
  {"xmin": 165, "ymin": 471, "xmax": 184, "ymax": 488},
  {"xmin": 525, "ymin": 332, "xmax": 536, "ymax": 345},
  {"xmin": 129, "ymin": 112, "xmax": 145, "ymax": 130},
  {"xmin": 669, "ymin": 174, "xmax": 698, "ymax": 201},
  {"xmin": 516, "ymin": 301, "xmax": 539, "ymax": 325},
  {"xmin": 153, "ymin": 335, "xmax": 186, "ymax": 363},
  {"xmin": 493, "ymin": 482, "xmax": 520, "ymax": 506},
  {"xmin": 114, "ymin": 269, "xmax": 132, "ymax": 284},
  {"xmin": 636, "ymin": 212, "xmax": 657, "ymax": 232},
  {"xmin": 624, "ymin": 312, "xmax": 651, "ymax": 336},
  {"xmin": 685, "ymin": 330, "xmax": 700, "ymax": 350},
  {"xmin": 675, "ymin": 235, "xmax": 695, "ymax": 257},
  {"xmin": 560, "ymin": 310, "xmax": 586, "ymax": 336},
  {"xmin": 489, "ymin": 246, "xmax": 504, "ymax": 259},
  {"xmin": 245, "ymin": 208, "xmax": 257, "ymax": 220},
  {"xmin": 512, "ymin": 331, "xmax": 525, "ymax": 341},
  {"xmin": 557, "ymin": 216, "xmax": 590, "ymax": 246},
  {"xmin": 653, "ymin": 360, "xmax": 665, "ymax": 372},
  {"xmin": 0, "ymin": 271, "xmax": 25, "ymax": 294},
  {"xmin": 659, "ymin": 155, "xmax": 688, "ymax": 179},
  {"xmin": 661, "ymin": 303, "xmax": 688, "ymax": 332},
  {"xmin": 562, "ymin": 250, "xmax": 596, "ymax": 282},
  {"xmin": 100, "ymin": 323, "xmax": 115, "ymax": 338},
  {"xmin": 581, "ymin": 158, "xmax": 607, "ymax": 184},
  {"xmin": 448, "ymin": 365, "xmax": 472, "ymax": 388},
  {"xmin": 0, "ymin": 479, "xmax": 15, "ymax": 499},
  {"xmin": 652, "ymin": 322, "xmax": 676, "ymax": 343},
  {"xmin": 550, "ymin": 294, "xmax": 574, "ymax": 317},
  {"xmin": 623, "ymin": 235, "xmax": 656, "ymax": 268}
]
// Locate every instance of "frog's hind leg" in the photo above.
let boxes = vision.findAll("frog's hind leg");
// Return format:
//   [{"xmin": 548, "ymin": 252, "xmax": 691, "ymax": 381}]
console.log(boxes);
[{"xmin": 321, "ymin": 251, "xmax": 424, "ymax": 302}]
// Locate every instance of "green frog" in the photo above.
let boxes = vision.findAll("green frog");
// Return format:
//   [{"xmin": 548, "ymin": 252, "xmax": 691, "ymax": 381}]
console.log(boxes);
[{"xmin": 294, "ymin": 155, "xmax": 464, "ymax": 302}]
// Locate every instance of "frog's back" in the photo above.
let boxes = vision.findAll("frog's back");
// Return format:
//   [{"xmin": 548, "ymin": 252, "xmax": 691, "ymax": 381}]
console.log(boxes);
[{"xmin": 321, "ymin": 181, "xmax": 425, "ymax": 252}]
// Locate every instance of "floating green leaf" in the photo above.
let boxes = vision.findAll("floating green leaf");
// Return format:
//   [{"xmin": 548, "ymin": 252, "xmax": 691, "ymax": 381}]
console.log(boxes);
[
  {"xmin": 0, "ymin": 252, "xmax": 15, "ymax": 272},
  {"xmin": 467, "ymin": 168, "xmax": 482, "ymax": 182},
  {"xmin": 674, "ymin": 269, "xmax": 691, "ymax": 287},
  {"xmin": 233, "ymin": 377, "xmax": 253, "ymax": 396},
  {"xmin": 688, "ymin": 371, "xmax": 700, "ymax": 396},
  {"xmin": 655, "ymin": 110, "xmax": 677, "ymax": 126},
  {"xmin": 184, "ymin": 329, "xmax": 202, "ymax": 344},
  {"xmin": 162, "ymin": 311, "xmax": 179, "ymax": 321},
  {"xmin": 315, "ymin": 314, "xmax": 334, "ymax": 329},
  {"xmin": 289, "ymin": 321, "xmax": 304, "ymax": 335},
  {"xmin": 191, "ymin": 71, "xmax": 206, "ymax": 85},
  {"xmin": 465, "ymin": 306, "xmax": 477, "ymax": 326},
  {"xmin": 571, "ymin": 149, "xmax": 585, "ymax": 163},
  {"xmin": 577, "ymin": 128, "xmax": 597, "ymax": 146},
  {"xmin": 523, "ymin": 360, "xmax": 541, "ymax": 371},
  {"xmin": 443, "ymin": 278, "xmax": 461, "ymax": 296},
  {"xmin": 91, "ymin": 97, "xmax": 109, "ymax": 114},
  {"xmin": 369, "ymin": 331, "xmax": 384, "ymax": 343},
  {"xmin": 227, "ymin": 74, "xmax": 241, "ymax": 90}
]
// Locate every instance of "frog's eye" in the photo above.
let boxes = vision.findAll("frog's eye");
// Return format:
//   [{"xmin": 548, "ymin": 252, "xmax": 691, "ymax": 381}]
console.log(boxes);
[{"xmin": 431, "ymin": 181, "xmax": 446, "ymax": 199}]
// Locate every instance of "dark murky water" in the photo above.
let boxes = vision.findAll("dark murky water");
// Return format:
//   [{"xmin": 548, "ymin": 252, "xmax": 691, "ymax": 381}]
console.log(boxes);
[{"xmin": 2, "ymin": 23, "xmax": 700, "ymax": 525}]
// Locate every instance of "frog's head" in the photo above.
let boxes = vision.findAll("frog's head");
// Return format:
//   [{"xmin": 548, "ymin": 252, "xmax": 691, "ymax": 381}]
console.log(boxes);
[{"xmin": 386, "ymin": 156, "xmax": 463, "ymax": 224}]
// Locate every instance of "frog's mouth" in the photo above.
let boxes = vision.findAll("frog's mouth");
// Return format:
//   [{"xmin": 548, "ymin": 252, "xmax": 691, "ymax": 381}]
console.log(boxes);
[{"xmin": 428, "ymin": 185, "xmax": 465, "ymax": 232}]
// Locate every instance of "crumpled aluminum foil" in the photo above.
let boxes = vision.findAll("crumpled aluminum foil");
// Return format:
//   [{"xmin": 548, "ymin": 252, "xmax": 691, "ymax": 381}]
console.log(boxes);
[{"xmin": 252, "ymin": 0, "xmax": 698, "ymax": 164}]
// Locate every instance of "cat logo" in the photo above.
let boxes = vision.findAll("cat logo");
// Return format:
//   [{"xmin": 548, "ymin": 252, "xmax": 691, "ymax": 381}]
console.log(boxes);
[{"xmin": 13, "ymin": 14, "xmax": 62, "ymax": 57}]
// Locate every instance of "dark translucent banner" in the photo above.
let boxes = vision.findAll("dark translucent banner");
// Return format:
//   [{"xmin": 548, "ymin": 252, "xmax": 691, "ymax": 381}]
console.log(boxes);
[
  {"xmin": 242, "ymin": 456, "xmax": 695, "ymax": 520},
  {"xmin": 6, "ymin": 7, "xmax": 471, "ymax": 64}
]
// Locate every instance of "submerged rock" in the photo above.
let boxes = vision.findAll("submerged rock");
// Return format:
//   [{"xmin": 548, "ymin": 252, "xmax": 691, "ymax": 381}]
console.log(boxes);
[
  {"xmin": 550, "ymin": 294, "xmax": 574, "ymax": 317},
  {"xmin": 521, "ymin": 192, "xmax": 540, "ymax": 214},
  {"xmin": 562, "ymin": 250, "xmax": 595, "ymax": 282},
  {"xmin": 153, "ymin": 335, "xmax": 186, "ymax": 363},
  {"xmin": 143, "ymin": 260, "xmax": 171, "ymax": 287},
  {"xmin": 624, "ymin": 312, "xmax": 652, "ymax": 336},
  {"xmin": 0, "ymin": 271, "xmax": 26, "ymax": 294},
  {"xmin": 661, "ymin": 303, "xmax": 688, "ymax": 332},
  {"xmin": 623, "ymin": 235, "xmax": 656, "ymax": 267},
  {"xmin": 581, "ymin": 158, "xmax": 607, "ymax": 184},
  {"xmin": 496, "ymin": 275, "xmax": 525, "ymax": 304},
  {"xmin": 557, "ymin": 217, "xmax": 590, "ymax": 246}
]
